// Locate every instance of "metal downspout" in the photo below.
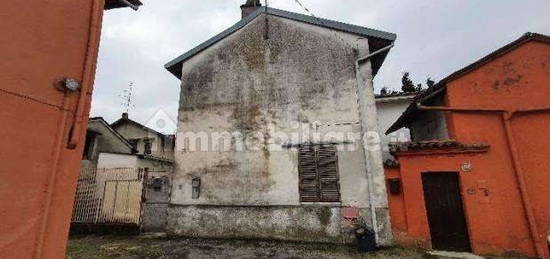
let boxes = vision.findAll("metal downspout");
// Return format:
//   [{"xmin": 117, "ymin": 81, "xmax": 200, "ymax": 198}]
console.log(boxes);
[
  {"xmin": 502, "ymin": 111, "xmax": 545, "ymax": 257},
  {"xmin": 417, "ymin": 103, "xmax": 550, "ymax": 257},
  {"xmin": 357, "ymin": 44, "xmax": 394, "ymax": 65},
  {"xmin": 355, "ymin": 43, "xmax": 394, "ymax": 245}
]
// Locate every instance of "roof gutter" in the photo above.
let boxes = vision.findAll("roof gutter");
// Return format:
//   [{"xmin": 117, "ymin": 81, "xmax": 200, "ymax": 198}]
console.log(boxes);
[
  {"xmin": 119, "ymin": 0, "xmax": 140, "ymax": 10},
  {"xmin": 416, "ymin": 103, "xmax": 550, "ymax": 258},
  {"xmin": 384, "ymin": 86, "xmax": 445, "ymax": 134}
]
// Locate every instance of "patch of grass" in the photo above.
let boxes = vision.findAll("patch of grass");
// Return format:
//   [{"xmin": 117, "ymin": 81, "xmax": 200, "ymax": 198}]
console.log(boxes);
[
  {"xmin": 67, "ymin": 235, "xmax": 427, "ymax": 259},
  {"xmin": 67, "ymin": 235, "xmax": 165, "ymax": 258},
  {"xmin": 362, "ymin": 247, "xmax": 426, "ymax": 258}
]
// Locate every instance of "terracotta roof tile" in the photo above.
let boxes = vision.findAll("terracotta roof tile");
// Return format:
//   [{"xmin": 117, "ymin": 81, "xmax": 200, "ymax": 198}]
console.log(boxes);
[
  {"xmin": 389, "ymin": 140, "xmax": 489, "ymax": 154},
  {"xmin": 383, "ymin": 159, "xmax": 400, "ymax": 168}
]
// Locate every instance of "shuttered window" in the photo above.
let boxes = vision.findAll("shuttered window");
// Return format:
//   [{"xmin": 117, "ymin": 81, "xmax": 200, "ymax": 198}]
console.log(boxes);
[{"xmin": 298, "ymin": 144, "xmax": 341, "ymax": 202}]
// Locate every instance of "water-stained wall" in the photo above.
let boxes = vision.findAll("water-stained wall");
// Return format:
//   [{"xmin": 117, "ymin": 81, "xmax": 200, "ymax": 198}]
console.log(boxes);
[{"xmin": 170, "ymin": 14, "xmax": 386, "ymax": 243}]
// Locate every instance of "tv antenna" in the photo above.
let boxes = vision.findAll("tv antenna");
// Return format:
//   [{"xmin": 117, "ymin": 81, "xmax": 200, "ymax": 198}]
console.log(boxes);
[{"xmin": 119, "ymin": 82, "xmax": 136, "ymax": 114}]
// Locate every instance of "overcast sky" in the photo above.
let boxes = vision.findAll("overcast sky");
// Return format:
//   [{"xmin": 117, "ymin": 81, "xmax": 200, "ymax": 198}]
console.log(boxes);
[{"xmin": 90, "ymin": 0, "xmax": 550, "ymax": 134}]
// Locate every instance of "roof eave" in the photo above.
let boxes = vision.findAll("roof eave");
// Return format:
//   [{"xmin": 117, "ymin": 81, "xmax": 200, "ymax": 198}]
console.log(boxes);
[
  {"xmin": 88, "ymin": 117, "xmax": 135, "ymax": 150},
  {"xmin": 111, "ymin": 117, "xmax": 168, "ymax": 137},
  {"xmin": 164, "ymin": 6, "xmax": 396, "ymax": 80},
  {"xmin": 104, "ymin": 0, "xmax": 143, "ymax": 10}
]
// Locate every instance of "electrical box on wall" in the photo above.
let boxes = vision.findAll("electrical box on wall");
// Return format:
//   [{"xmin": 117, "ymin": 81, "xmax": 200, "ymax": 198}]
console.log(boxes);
[{"xmin": 387, "ymin": 179, "xmax": 401, "ymax": 195}]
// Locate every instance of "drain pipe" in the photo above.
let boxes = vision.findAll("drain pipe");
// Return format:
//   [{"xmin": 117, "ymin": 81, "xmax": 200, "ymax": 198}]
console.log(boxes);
[
  {"xmin": 501, "ymin": 111, "xmax": 546, "ymax": 258},
  {"xmin": 357, "ymin": 44, "xmax": 394, "ymax": 65},
  {"xmin": 355, "ymin": 43, "xmax": 394, "ymax": 246},
  {"xmin": 417, "ymin": 102, "xmax": 550, "ymax": 257}
]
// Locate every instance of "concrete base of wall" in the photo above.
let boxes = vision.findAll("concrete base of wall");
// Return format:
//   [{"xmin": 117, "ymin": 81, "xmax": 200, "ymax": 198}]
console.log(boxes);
[
  {"xmin": 167, "ymin": 205, "xmax": 380, "ymax": 244},
  {"xmin": 141, "ymin": 203, "xmax": 169, "ymax": 232},
  {"xmin": 375, "ymin": 207, "xmax": 393, "ymax": 247}
]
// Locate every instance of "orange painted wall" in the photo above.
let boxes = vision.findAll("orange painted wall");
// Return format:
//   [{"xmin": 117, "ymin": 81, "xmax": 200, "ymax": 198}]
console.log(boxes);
[
  {"xmin": 0, "ymin": 1, "xmax": 104, "ymax": 258},
  {"xmin": 384, "ymin": 167, "xmax": 408, "ymax": 240},
  {"xmin": 512, "ymin": 113, "xmax": 550, "ymax": 246},
  {"xmin": 389, "ymin": 40, "xmax": 550, "ymax": 257},
  {"xmin": 385, "ymin": 165, "xmax": 433, "ymax": 248}
]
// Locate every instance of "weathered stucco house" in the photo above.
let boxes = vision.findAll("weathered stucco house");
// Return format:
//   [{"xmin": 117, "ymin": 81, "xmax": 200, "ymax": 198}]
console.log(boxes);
[
  {"xmin": 385, "ymin": 33, "xmax": 550, "ymax": 257},
  {"xmin": 77, "ymin": 116, "xmax": 174, "ymax": 232},
  {"xmin": 375, "ymin": 93, "xmax": 415, "ymax": 162},
  {"xmin": 82, "ymin": 116, "xmax": 173, "ymax": 171},
  {"xmin": 111, "ymin": 112, "xmax": 176, "ymax": 160},
  {"xmin": 82, "ymin": 117, "xmax": 134, "ymax": 168},
  {"xmin": 165, "ymin": 1, "xmax": 396, "ymax": 245}
]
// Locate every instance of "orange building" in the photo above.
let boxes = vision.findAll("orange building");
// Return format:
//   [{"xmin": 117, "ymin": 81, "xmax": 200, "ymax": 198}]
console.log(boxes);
[
  {"xmin": 385, "ymin": 33, "xmax": 550, "ymax": 257},
  {"xmin": 0, "ymin": 1, "xmax": 141, "ymax": 258}
]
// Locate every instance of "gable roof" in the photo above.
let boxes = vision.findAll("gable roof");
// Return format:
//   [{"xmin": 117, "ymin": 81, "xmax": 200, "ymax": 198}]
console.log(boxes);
[
  {"xmin": 111, "ymin": 116, "xmax": 169, "ymax": 138},
  {"xmin": 386, "ymin": 32, "xmax": 550, "ymax": 134},
  {"xmin": 165, "ymin": 7, "xmax": 396, "ymax": 80},
  {"xmin": 88, "ymin": 117, "xmax": 134, "ymax": 151}
]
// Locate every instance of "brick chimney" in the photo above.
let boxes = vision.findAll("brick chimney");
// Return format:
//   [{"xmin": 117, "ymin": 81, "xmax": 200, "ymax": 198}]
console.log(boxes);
[
  {"xmin": 122, "ymin": 112, "xmax": 129, "ymax": 119},
  {"xmin": 240, "ymin": 0, "xmax": 261, "ymax": 18}
]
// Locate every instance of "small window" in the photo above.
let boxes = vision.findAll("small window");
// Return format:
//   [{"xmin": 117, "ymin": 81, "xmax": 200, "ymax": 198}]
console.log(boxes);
[
  {"xmin": 298, "ymin": 144, "xmax": 341, "ymax": 202},
  {"xmin": 144, "ymin": 139, "xmax": 152, "ymax": 154},
  {"xmin": 129, "ymin": 139, "xmax": 139, "ymax": 151},
  {"xmin": 82, "ymin": 133, "xmax": 95, "ymax": 160},
  {"xmin": 151, "ymin": 177, "xmax": 163, "ymax": 192}
]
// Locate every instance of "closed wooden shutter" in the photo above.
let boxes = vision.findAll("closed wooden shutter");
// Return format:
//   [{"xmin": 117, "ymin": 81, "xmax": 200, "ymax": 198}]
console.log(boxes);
[{"xmin": 298, "ymin": 144, "xmax": 341, "ymax": 202}]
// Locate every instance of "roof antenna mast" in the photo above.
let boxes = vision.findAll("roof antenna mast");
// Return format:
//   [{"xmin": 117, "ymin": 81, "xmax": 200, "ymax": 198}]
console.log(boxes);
[{"xmin": 119, "ymin": 82, "xmax": 135, "ymax": 114}]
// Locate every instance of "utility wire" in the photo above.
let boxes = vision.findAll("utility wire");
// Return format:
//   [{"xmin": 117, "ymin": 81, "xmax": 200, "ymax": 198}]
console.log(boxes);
[{"xmin": 291, "ymin": 0, "xmax": 355, "ymax": 55}]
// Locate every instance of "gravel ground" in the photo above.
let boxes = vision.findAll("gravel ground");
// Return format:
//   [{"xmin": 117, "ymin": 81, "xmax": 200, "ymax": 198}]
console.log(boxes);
[{"xmin": 66, "ymin": 235, "xmax": 426, "ymax": 259}]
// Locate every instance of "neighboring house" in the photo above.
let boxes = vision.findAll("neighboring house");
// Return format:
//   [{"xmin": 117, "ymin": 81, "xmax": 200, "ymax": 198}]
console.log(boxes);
[
  {"xmin": 375, "ymin": 92, "xmax": 415, "ymax": 162},
  {"xmin": 111, "ymin": 113, "xmax": 175, "ymax": 160},
  {"xmin": 82, "ymin": 117, "xmax": 173, "ymax": 171},
  {"xmin": 385, "ymin": 33, "xmax": 550, "ymax": 257},
  {"xmin": 77, "ymin": 117, "xmax": 173, "ymax": 232},
  {"xmin": 82, "ymin": 117, "xmax": 134, "ymax": 168},
  {"xmin": 164, "ymin": 1, "xmax": 396, "ymax": 245}
]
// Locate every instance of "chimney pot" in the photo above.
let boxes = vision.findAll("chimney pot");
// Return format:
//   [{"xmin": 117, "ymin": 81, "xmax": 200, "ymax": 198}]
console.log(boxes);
[
  {"xmin": 240, "ymin": 0, "xmax": 262, "ymax": 18},
  {"xmin": 122, "ymin": 112, "xmax": 129, "ymax": 119}
]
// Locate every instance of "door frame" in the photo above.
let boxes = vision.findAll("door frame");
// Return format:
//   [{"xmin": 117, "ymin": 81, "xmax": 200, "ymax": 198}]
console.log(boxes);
[{"xmin": 421, "ymin": 171, "xmax": 473, "ymax": 252}]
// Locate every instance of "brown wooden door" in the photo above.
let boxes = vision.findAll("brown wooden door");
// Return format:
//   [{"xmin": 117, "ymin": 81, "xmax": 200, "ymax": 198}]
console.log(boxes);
[{"xmin": 422, "ymin": 172, "xmax": 471, "ymax": 252}]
